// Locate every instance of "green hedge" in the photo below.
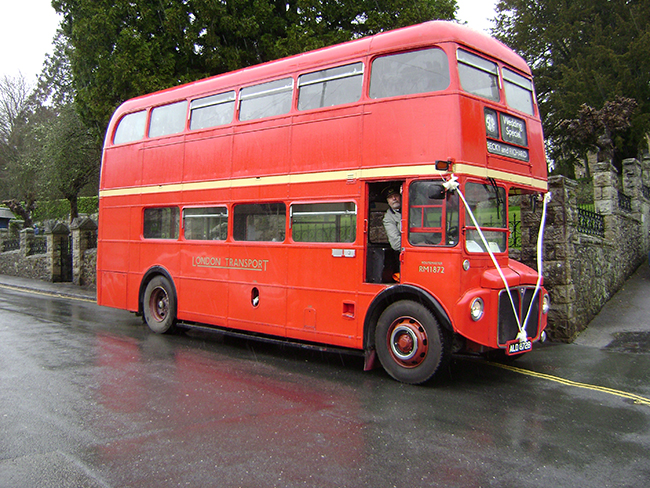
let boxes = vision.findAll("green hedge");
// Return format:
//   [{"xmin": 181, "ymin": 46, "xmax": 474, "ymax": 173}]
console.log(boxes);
[{"xmin": 33, "ymin": 196, "xmax": 99, "ymax": 222}]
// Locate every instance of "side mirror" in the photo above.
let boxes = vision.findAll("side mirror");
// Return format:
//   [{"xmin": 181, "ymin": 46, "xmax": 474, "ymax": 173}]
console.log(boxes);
[{"xmin": 426, "ymin": 182, "xmax": 446, "ymax": 200}]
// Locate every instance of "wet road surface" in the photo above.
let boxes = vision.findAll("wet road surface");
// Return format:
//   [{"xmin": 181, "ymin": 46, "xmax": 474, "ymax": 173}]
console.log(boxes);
[{"xmin": 1, "ymin": 280, "xmax": 650, "ymax": 487}]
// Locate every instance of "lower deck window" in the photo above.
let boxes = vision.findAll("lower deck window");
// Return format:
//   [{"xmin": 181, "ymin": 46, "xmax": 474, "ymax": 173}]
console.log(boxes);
[
  {"xmin": 233, "ymin": 203, "xmax": 286, "ymax": 242},
  {"xmin": 291, "ymin": 202, "xmax": 356, "ymax": 242},
  {"xmin": 184, "ymin": 207, "xmax": 228, "ymax": 240},
  {"xmin": 143, "ymin": 207, "xmax": 179, "ymax": 239}
]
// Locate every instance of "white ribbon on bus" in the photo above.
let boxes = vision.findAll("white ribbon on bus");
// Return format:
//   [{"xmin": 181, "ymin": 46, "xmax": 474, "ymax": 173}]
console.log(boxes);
[{"xmin": 443, "ymin": 174, "xmax": 551, "ymax": 343}]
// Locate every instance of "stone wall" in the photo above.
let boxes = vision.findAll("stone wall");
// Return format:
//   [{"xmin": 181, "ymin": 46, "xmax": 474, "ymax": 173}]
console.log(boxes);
[
  {"xmin": 81, "ymin": 249, "xmax": 97, "ymax": 288},
  {"xmin": 0, "ymin": 248, "xmax": 50, "ymax": 281},
  {"xmin": 0, "ymin": 228, "xmax": 50, "ymax": 281},
  {"xmin": 0, "ymin": 218, "xmax": 97, "ymax": 289},
  {"xmin": 519, "ymin": 157, "xmax": 650, "ymax": 341},
  {"xmin": 71, "ymin": 218, "xmax": 98, "ymax": 287}
]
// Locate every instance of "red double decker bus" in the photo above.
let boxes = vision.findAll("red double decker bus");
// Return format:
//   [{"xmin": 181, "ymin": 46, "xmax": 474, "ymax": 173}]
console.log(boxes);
[{"xmin": 98, "ymin": 21, "xmax": 550, "ymax": 384}]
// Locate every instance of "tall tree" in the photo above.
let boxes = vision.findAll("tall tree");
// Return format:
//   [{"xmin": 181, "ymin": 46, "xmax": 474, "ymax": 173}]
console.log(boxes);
[
  {"xmin": 33, "ymin": 32, "xmax": 102, "ymax": 221},
  {"xmin": 35, "ymin": 30, "xmax": 76, "ymax": 108},
  {"xmin": 493, "ymin": 0, "xmax": 650, "ymax": 175},
  {"xmin": 52, "ymin": 0, "xmax": 457, "ymax": 140},
  {"xmin": 39, "ymin": 105, "xmax": 101, "ymax": 220},
  {"xmin": 0, "ymin": 74, "xmax": 41, "ymax": 226}
]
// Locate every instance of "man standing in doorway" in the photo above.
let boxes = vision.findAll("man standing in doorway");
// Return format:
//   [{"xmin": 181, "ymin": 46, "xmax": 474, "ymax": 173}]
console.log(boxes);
[{"xmin": 383, "ymin": 186, "xmax": 402, "ymax": 252}]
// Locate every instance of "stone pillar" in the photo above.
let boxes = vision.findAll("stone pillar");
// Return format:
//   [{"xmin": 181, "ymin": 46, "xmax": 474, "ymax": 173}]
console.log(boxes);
[
  {"xmin": 20, "ymin": 228, "xmax": 35, "ymax": 257},
  {"xmin": 70, "ymin": 217, "xmax": 97, "ymax": 286},
  {"xmin": 0, "ymin": 228, "xmax": 7, "ymax": 251},
  {"xmin": 622, "ymin": 158, "xmax": 642, "ymax": 215},
  {"xmin": 592, "ymin": 162, "xmax": 620, "ymax": 245},
  {"xmin": 546, "ymin": 177, "xmax": 578, "ymax": 341},
  {"xmin": 642, "ymin": 154, "xmax": 650, "ymax": 189},
  {"xmin": 46, "ymin": 222, "xmax": 71, "ymax": 282},
  {"xmin": 592, "ymin": 162, "xmax": 618, "ymax": 216},
  {"xmin": 518, "ymin": 176, "xmax": 580, "ymax": 341},
  {"xmin": 643, "ymin": 155, "xmax": 650, "ymax": 261}
]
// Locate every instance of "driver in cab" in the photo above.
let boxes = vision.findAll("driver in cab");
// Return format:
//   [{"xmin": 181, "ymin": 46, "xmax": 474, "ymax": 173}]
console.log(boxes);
[{"xmin": 383, "ymin": 186, "xmax": 402, "ymax": 252}]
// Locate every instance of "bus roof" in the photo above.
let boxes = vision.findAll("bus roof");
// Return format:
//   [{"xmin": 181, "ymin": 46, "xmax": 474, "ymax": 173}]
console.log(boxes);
[{"xmin": 112, "ymin": 21, "xmax": 529, "ymax": 115}]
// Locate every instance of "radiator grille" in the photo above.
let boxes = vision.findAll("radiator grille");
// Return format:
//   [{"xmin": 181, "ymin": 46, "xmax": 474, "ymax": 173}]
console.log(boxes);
[{"xmin": 498, "ymin": 287, "xmax": 540, "ymax": 346}]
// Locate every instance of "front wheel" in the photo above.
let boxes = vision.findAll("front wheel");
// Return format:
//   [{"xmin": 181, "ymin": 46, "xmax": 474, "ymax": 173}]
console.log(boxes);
[
  {"xmin": 375, "ymin": 301, "xmax": 450, "ymax": 384},
  {"xmin": 143, "ymin": 276, "xmax": 177, "ymax": 334}
]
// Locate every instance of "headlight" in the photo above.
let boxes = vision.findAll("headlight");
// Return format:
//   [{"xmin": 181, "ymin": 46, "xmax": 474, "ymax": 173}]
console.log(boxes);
[
  {"xmin": 542, "ymin": 293, "xmax": 550, "ymax": 314},
  {"xmin": 470, "ymin": 297, "xmax": 484, "ymax": 321}
]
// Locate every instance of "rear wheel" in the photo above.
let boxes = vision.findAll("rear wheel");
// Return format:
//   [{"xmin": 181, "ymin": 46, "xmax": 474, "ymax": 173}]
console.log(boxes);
[
  {"xmin": 143, "ymin": 276, "xmax": 177, "ymax": 334},
  {"xmin": 376, "ymin": 301, "xmax": 449, "ymax": 384}
]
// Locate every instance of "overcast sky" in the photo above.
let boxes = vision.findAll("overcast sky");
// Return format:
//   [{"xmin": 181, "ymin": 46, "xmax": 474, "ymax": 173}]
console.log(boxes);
[{"xmin": 0, "ymin": 0, "xmax": 497, "ymax": 83}]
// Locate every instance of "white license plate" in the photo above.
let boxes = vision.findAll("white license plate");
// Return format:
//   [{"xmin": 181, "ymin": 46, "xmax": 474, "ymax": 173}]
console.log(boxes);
[{"xmin": 505, "ymin": 339, "xmax": 532, "ymax": 356}]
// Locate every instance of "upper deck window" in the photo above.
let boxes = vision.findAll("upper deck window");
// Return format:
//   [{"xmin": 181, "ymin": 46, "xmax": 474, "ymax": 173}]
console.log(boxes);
[
  {"xmin": 458, "ymin": 49, "xmax": 500, "ymax": 102},
  {"xmin": 503, "ymin": 68, "xmax": 535, "ymax": 115},
  {"xmin": 190, "ymin": 91, "xmax": 236, "ymax": 130},
  {"xmin": 369, "ymin": 48, "xmax": 450, "ymax": 99},
  {"xmin": 239, "ymin": 78, "xmax": 293, "ymax": 122},
  {"xmin": 298, "ymin": 63, "xmax": 363, "ymax": 111},
  {"xmin": 113, "ymin": 110, "xmax": 147, "ymax": 145},
  {"xmin": 149, "ymin": 101, "xmax": 188, "ymax": 138}
]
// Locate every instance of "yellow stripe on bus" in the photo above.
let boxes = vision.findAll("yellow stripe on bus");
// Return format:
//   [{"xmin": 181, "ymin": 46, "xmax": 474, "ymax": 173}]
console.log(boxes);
[
  {"xmin": 99, "ymin": 163, "xmax": 548, "ymax": 198},
  {"xmin": 453, "ymin": 163, "xmax": 548, "ymax": 191}
]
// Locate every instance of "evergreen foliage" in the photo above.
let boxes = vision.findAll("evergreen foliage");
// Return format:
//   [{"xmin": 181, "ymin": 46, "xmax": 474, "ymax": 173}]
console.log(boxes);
[
  {"xmin": 493, "ymin": 0, "xmax": 650, "ymax": 174},
  {"xmin": 52, "ymin": 0, "xmax": 458, "ymax": 139}
]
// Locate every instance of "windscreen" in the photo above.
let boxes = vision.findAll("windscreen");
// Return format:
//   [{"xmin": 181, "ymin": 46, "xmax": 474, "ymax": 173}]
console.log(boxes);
[{"xmin": 464, "ymin": 181, "xmax": 508, "ymax": 253}]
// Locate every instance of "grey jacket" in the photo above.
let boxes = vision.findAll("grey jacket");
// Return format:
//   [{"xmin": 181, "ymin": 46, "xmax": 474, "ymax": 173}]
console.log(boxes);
[{"xmin": 383, "ymin": 208, "xmax": 402, "ymax": 252}]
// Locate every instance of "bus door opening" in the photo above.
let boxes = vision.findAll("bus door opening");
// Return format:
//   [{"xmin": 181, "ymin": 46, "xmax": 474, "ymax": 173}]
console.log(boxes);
[{"xmin": 365, "ymin": 181, "xmax": 403, "ymax": 283}]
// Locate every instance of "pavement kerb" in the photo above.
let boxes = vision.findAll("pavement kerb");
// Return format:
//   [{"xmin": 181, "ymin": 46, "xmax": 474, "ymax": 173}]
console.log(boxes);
[{"xmin": 0, "ymin": 275, "xmax": 96, "ymax": 302}]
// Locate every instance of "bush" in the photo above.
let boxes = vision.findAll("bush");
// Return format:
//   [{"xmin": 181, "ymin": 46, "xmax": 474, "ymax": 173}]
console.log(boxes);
[
  {"xmin": 79, "ymin": 196, "xmax": 99, "ymax": 216},
  {"xmin": 33, "ymin": 196, "xmax": 99, "ymax": 222}
]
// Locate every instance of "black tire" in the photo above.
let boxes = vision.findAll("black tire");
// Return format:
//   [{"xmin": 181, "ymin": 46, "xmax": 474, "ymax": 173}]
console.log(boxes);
[
  {"xmin": 375, "ymin": 300, "xmax": 450, "ymax": 384},
  {"xmin": 142, "ymin": 276, "xmax": 177, "ymax": 334}
]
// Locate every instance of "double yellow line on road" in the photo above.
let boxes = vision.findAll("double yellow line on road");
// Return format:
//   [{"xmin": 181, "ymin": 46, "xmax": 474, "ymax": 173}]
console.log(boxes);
[{"xmin": 490, "ymin": 361, "xmax": 650, "ymax": 406}]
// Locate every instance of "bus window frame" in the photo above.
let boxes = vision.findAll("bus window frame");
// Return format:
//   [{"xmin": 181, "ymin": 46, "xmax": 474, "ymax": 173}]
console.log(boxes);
[
  {"xmin": 369, "ymin": 46, "xmax": 451, "ymax": 100},
  {"xmin": 238, "ymin": 77, "xmax": 295, "ymax": 122},
  {"xmin": 457, "ymin": 48, "xmax": 501, "ymax": 103},
  {"xmin": 148, "ymin": 100, "xmax": 189, "ymax": 139},
  {"xmin": 232, "ymin": 202, "xmax": 287, "ymax": 243},
  {"xmin": 182, "ymin": 205, "xmax": 229, "ymax": 242},
  {"xmin": 142, "ymin": 206, "xmax": 181, "ymax": 240},
  {"xmin": 189, "ymin": 91, "xmax": 237, "ymax": 131},
  {"xmin": 297, "ymin": 62, "xmax": 365, "ymax": 112},
  {"xmin": 407, "ymin": 180, "xmax": 459, "ymax": 248},
  {"xmin": 289, "ymin": 201, "xmax": 358, "ymax": 244},
  {"xmin": 113, "ymin": 109, "xmax": 149, "ymax": 145},
  {"xmin": 462, "ymin": 179, "xmax": 509, "ymax": 254},
  {"xmin": 502, "ymin": 67, "xmax": 536, "ymax": 116}
]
